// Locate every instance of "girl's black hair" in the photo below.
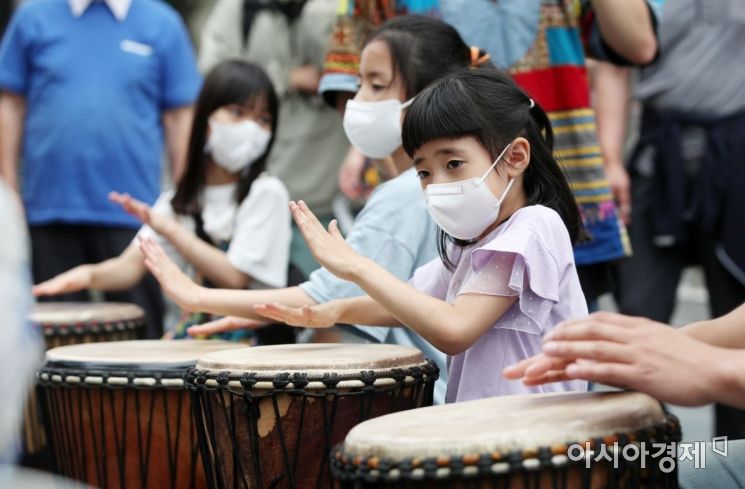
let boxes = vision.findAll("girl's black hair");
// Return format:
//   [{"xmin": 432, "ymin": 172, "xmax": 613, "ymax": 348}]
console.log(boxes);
[
  {"xmin": 402, "ymin": 67, "xmax": 584, "ymax": 269},
  {"xmin": 171, "ymin": 60, "xmax": 279, "ymax": 215},
  {"xmin": 367, "ymin": 16, "xmax": 473, "ymax": 99}
]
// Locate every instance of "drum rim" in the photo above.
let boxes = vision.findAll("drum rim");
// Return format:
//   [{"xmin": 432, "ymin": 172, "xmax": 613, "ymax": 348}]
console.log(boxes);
[
  {"xmin": 330, "ymin": 413, "xmax": 682, "ymax": 482},
  {"xmin": 37, "ymin": 363, "xmax": 194, "ymax": 389},
  {"xmin": 187, "ymin": 359, "xmax": 440, "ymax": 392},
  {"xmin": 31, "ymin": 302, "xmax": 146, "ymax": 332}
]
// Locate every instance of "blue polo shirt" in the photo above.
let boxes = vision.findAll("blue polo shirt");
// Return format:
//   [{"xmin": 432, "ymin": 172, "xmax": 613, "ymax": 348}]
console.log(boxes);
[{"xmin": 0, "ymin": 0, "xmax": 201, "ymax": 227}]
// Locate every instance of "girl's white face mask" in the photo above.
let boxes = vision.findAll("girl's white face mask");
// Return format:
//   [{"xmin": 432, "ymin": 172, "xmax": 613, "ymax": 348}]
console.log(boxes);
[
  {"xmin": 424, "ymin": 142, "xmax": 515, "ymax": 240},
  {"xmin": 205, "ymin": 119, "xmax": 271, "ymax": 174},
  {"xmin": 342, "ymin": 98, "xmax": 413, "ymax": 159}
]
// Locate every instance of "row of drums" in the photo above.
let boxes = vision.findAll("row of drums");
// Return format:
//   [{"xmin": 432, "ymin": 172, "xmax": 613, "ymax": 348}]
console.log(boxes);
[{"xmin": 25, "ymin": 303, "xmax": 682, "ymax": 489}]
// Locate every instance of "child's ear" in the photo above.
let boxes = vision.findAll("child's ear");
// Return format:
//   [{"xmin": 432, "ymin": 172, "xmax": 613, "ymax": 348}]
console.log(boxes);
[{"xmin": 504, "ymin": 137, "xmax": 530, "ymax": 177}]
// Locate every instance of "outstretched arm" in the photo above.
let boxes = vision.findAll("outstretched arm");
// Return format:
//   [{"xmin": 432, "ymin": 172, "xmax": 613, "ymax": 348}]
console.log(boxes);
[
  {"xmin": 33, "ymin": 243, "xmax": 147, "ymax": 296},
  {"xmin": 139, "ymin": 236, "xmax": 314, "ymax": 318},
  {"xmin": 288, "ymin": 200, "xmax": 517, "ymax": 355},
  {"xmin": 682, "ymin": 303, "xmax": 745, "ymax": 349},
  {"xmin": 111, "ymin": 192, "xmax": 249, "ymax": 289}
]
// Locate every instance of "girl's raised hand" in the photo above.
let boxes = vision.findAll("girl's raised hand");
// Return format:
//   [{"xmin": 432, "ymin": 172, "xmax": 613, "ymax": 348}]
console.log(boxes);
[
  {"xmin": 32, "ymin": 265, "xmax": 93, "ymax": 297},
  {"xmin": 110, "ymin": 192, "xmax": 174, "ymax": 235},
  {"xmin": 253, "ymin": 302, "xmax": 338, "ymax": 328},
  {"xmin": 290, "ymin": 200, "xmax": 363, "ymax": 281},
  {"xmin": 139, "ymin": 237, "xmax": 202, "ymax": 312},
  {"xmin": 187, "ymin": 316, "xmax": 269, "ymax": 337}
]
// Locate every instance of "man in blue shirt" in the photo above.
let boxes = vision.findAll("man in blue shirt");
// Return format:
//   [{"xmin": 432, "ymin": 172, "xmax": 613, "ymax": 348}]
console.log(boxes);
[{"xmin": 0, "ymin": 0, "xmax": 201, "ymax": 337}]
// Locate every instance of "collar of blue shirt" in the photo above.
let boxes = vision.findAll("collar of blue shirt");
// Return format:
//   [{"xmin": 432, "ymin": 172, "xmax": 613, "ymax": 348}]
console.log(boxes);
[{"xmin": 68, "ymin": 0, "xmax": 132, "ymax": 22}]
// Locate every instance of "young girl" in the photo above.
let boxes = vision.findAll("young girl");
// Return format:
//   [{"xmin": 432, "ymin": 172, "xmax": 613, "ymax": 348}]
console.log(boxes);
[
  {"xmin": 249, "ymin": 68, "xmax": 589, "ymax": 402},
  {"xmin": 136, "ymin": 16, "xmax": 481, "ymax": 403},
  {"xmin": 33, "ymin": 60, "xmax": 291, "ymax": 340}
]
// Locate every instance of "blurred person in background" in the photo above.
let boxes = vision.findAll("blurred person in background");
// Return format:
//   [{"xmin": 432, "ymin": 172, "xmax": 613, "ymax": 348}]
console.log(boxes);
[
  {"xmin": 0, "ymin": 181, "xmax": 41, "ymax": 466},
  {"xmin": 200, "ymin": 0, "xmax": 349, "ymax": 280},
  {"xmin": 593, "ymin": 0, "xmax": 745, "ymax": 439},
  {"xmin": 0, "ymin": 0, "xmax": 202, "ymax": 338}
]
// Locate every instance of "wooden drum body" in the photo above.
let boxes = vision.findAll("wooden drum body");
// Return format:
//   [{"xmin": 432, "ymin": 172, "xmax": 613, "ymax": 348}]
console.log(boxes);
[
  {"xmin": 37, "ymin": 340, "xmax": 243, "ymax": 489},
  {"xmin": 24, "ymin": 302, "xmax": 146, "ymax": 455},
  {"xmin": 188, "ymin": 344, "xmax": 439, "ymax": 489},
  {"xmin": 332, "ymin": 392, "xmax": 681, "ymax": 489}
]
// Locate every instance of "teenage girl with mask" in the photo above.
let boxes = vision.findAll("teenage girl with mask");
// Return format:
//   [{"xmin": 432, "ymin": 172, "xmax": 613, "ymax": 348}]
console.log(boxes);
[
  {"xmin": 136, "ymin": 16, "xmax": 480, "ymax": 404},
  {"xmin": 33, "ymin": 60, "xmax": 291, "ymax": 340},
  {"xmin": 249, "ymin": 68, "xmax": 589, "ymax": 402}
]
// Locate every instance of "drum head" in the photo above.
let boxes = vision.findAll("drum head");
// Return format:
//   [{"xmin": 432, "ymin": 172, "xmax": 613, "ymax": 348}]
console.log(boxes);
[
  {"xmin": 196, "ymin": 343, "xmax": 426, "ymax": 376},
  {"xmin": 30, "ymin": 302, "xmax": 144, "ymax": 326},
  {"xmin": 44, "ymin": 340, "xmax": 244, "ymax": 371},
  {"xmin": 343, "ymin": 391, "xmax": 666, "ymax": 460}
]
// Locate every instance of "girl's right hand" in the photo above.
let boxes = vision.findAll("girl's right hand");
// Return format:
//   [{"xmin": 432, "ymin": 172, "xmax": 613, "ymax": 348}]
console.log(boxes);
[
  {"xmin": 186, "ymin": 316, "xmax": 269, "ymax": 337},
  {"xmin": 253, "ymin": 302, "xmax": 339, "ymax": 328},
  {"xmin": 139, "ymin": 237, "xmax": 202, "ymax": 313},
  {"xmin": 32, "ymin": 265, "xmax": 93, "ymax": 297}
]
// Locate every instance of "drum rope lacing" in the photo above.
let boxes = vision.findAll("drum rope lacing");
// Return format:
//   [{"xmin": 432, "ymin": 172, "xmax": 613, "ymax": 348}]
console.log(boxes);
[
  {"xmin": 330, "ymin": 413, "xmax": 682, "ymax": 488},
  {"xmin": 188, "ymin": 360, "xmax": 440, "ymax": 489}
]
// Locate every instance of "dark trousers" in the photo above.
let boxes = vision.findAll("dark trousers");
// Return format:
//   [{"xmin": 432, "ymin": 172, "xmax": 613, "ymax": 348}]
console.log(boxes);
[
  {"xmin": 616, "ymin": 172, "xmax": 745, "ymax": 439},
  {"xmin": 30, "ymin": 224, "xmax": 164, "ymax": 339}
]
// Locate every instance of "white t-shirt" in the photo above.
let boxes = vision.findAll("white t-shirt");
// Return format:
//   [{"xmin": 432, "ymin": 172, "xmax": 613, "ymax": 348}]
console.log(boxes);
[{"xmin": 138, "ymin": 174, "xmax": 292, "ymax": 328}]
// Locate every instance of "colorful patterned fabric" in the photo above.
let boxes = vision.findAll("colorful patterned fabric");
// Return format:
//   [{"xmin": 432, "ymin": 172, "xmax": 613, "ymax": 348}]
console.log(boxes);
[{"xmin": 443, "ymin": 0, "xmax": 634, "ymax": 266}]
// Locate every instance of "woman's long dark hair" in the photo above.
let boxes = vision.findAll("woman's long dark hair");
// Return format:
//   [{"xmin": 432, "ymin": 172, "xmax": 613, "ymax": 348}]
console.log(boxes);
[
  {"xmin": 367, "ymin": 16, "xmax": 473, "ymax": 100},
  {"xmin": 171, "ymin": 60, "xmax": 279, "ymax": 215},
  {"xmin": 402, "ymin": 67, "xmax": 584, "ymax": 269}
]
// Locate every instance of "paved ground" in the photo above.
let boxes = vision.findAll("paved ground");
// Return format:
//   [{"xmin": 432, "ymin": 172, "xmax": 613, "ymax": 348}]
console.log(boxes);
[{"xmin": 597, "ymin": 267, "xmax": 714, "ymax": 443}]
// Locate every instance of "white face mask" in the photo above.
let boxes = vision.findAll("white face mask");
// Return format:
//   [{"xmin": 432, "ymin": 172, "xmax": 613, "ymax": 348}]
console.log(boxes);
[
  {"xmin": 205, "ymin": 118, "xmax": 271, "ymax": 173},
  {"xmin": 342, "ymin": 98, "xmax": 413, "ymax": 159},
  {"xmin": 424, "ymin": 143, "xmax": 516, "ymax": 240}
]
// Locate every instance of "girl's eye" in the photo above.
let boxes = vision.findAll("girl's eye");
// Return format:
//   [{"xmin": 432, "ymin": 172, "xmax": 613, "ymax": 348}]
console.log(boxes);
[
  {"xmin": 228, "ymin": 106, "xmax": 244, "ymax": 117},
  {"xmin": 416, "ymin": 170, "xmax": 430, "ymax": 180},
  {"xmin": 446, "ymin": 160, "xmax": 464, "ymax": 170},
  {"xmin": 372, "ymin": 83, "xmax": 387, "ymax": 92}
]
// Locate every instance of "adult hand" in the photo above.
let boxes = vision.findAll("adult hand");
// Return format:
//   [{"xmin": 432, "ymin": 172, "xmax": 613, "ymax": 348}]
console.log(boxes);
[
  {"xmin": 253, "ymin": 302, "xmax": 339, "ymax": 328},
  {"xmin": 290, "ymin": 200, "xmax": 365, "ymax": 281},
  {"xmin": 187, "ymin": 315, "xmax": 269, "ymax": 337},
  {"xmin": 290, "ymin": 65, "xmax": 321, "ymax": 95},
  {"xmin": 338, "ymin": 148, "xmax": 367, "ymax": 200},
  {"xmin": 504, "ymin": 312, "xmax": 732, "ymax": 407},
  {"xmin": 32, "ymin": 265, "xmax": 93, "ymax": 297},
  {"xmin": 139, "ymin": 237, "xmax": 202, "ymax": 313},
  {"xmin": 604, "ymin": 163, "xmax": 631, "ymax": 225}
]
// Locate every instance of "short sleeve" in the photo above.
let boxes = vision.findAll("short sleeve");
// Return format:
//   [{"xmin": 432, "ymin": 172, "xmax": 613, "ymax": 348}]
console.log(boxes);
[
  {"xmin": 580, "ymin": 0, "xmax": 661, "ymax": 66},
  {"xmin": 462, "ymin": 227, "xmax": 561, "ymax": 334},
  {"xmin": 227, "ymin": 176, "xmax": 291, "ymax": 288},
  {"xmin": 136, "ymin": 191, "xmax": 176, "ymax": 243},
  {"xmin": 407, "ymin": 257, "xmax": 450, "ymax": 301},
  {"xmin": 158, "ymin": 13, "xmax": 202, "ymax": 109},
  {"xmin": 0, "ymin": 7, "xmax": 34, "ymax": 94}
]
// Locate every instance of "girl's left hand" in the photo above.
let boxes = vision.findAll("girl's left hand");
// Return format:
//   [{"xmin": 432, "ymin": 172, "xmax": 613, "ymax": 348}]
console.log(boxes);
[
  {"xmin": 290, "ymin": 200, "xmax": 364, "ymax": 281},
  {"xmin": 253, "ymin": 302, "xmax": 339, "ymax": 328},
  {"xmin": 110, "ymin": 192, "xmax": 175, "ymax": 235}
]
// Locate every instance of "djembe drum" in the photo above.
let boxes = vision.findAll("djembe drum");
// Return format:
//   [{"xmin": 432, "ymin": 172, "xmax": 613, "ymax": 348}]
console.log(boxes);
[
  {"xmin": 332, "ymin": 391, "xmax": 681, "ymax": 489},
  {"xmin": 188, "ymin": 343, "xmax": 439, "ymax": 489},
  {"xmin": 23, "ymin": 302, "xmax": 146, "ymax": 455},
  {"xmin": 37, "ymin": 340, "xmax": 244, "ymax": 489}
]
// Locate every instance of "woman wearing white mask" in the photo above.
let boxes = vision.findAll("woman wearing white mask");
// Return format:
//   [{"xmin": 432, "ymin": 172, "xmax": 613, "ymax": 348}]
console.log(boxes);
[
  {"xmin": 248, "ymin": 68, "xmax": 589, "ymax": 402},
  {"xmin": 33, "ymin": 60, "xmax": 291, "ymax": 340}
]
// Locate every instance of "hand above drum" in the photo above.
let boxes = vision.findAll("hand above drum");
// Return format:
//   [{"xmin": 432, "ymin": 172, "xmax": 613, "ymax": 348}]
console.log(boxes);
[
  {"xmin": 139, "ymin": 237, "xmax": 203, "ymax": 312},
  {"xmin": 32, "ymin": 265, "xmax": 93, "ymax": 296},
  {"xmin": 290, "ymin": 200, "xmax": 365, "ymax": 281},
  {"xmin": 186, "ymin": 315, "xmax": 270, "ymax": 337},
  {"xmin": 109, "ymin": 192, "xmax": 176, "ymax": 236},
  {"xmin": 503, "ymin": 311, "xmax": 745, "ymax": 407},
  {"xmin": 253, "ymin": 302, "xmax": 339, "ymax": 328}
]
